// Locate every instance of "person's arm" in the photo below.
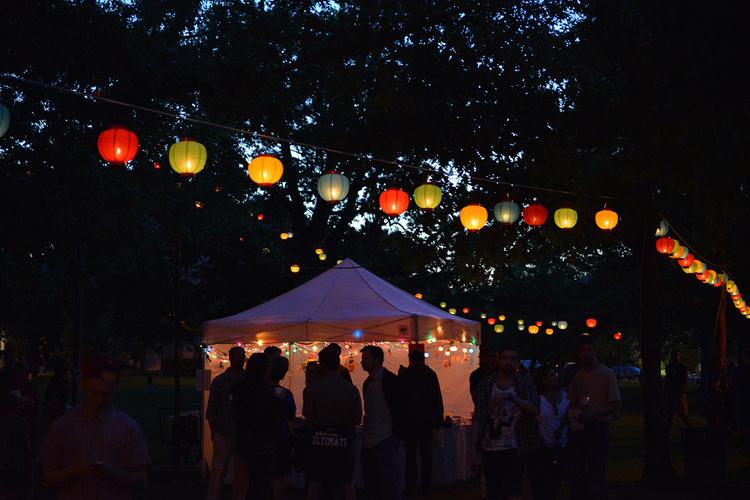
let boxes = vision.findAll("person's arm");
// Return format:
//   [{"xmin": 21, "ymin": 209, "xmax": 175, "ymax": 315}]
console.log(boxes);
[
  {"xmin": 302, "ymin": 387, "xmax": 315, "ymax": 422},
  {"xmin": 433, "ymin": 372, "xmax": 444, "ymax": 425},
  {"xmin": 353, "ymin": 387, "xmax": 363, "ymax": 426},
  {"xmin": 42, "ymin": 461, "xmax": 101, "ymax": 489},
  {"xmin": 205, "ymin": 377, "xmax": 219, "ymax": 437},
  {"xmin": 512, "ymin": 375, "xmax": 540, "ymax": 417},
  {"xmin": 95, "ymin": 464, "xmax": 147, "ymax": 488}
]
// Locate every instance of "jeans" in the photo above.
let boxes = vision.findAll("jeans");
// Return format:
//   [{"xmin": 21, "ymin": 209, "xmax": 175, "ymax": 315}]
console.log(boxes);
[
  {"xmin": 526, "ymin": 445, "xmax": 570, "ymax": 500},
  {"xmin": 362, "ymin": 436, "xmax": 402, "ymax": 500},
  {"xmin": 568, "ymin": 423, "xmax": 610, "ymax": 500},
  {"xmin": 404, "ymin": 425, "xmax": 433, "ymax": 494}
]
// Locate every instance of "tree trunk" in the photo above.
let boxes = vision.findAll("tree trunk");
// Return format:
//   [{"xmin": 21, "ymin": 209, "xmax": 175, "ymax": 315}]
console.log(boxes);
[{"xmin": 640, "ymin": 211, "xmax": 675, "ymax": 483}]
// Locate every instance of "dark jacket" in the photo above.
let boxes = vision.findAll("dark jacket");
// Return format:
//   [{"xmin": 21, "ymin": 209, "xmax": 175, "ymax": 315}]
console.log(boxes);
[
  {"xmin": 398, "ymin": 364, "xmax": 444, "ymax": 427},
  {"xmin": 231, "ymin": 378, "xmax": 284, "ymax": 459},
  {"xmin": 363, "ymin": 367, "xmax": 404, "ymax": 439}
]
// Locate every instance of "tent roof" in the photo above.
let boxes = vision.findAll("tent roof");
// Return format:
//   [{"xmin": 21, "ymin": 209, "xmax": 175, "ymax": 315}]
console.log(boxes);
[{"xmin": 203, "ymin": 258, "xmax": 480, "ymax": 344}]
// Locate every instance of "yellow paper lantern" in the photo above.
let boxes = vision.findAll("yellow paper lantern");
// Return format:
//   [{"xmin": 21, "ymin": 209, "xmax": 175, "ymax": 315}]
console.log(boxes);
[
  {"xmin": 498, "ymin": 314, "xmax": 506, "ymax": 321},
  {"xmin": 528, "ymin": 325, "xmax": 539, "ymax": 334},
  {"xmin": 169, "ymin": 138, "xmax": 207, "ymax": 177},
  {"xmin": 448, "ymin": 308, "xmax": 457, "ymax": 315},
  {"xmin": 290, "ymin": 264, "xmax": 300, "ymax": 273},
  {"xmin": 460, "ymin": 204, "xmax": 488, "ymax": 232},
  {"xmin": 545, "ymin": 328, "xmax": 554, "ymax": 335},
  {"xmin": 554, "ymin": 207, "xmax": 578, "ymax": 229},
  {"xmin": 415, "ymin": 293, "xmax": 423, "ymax": 299},
  {"xmin": 248, "ymin": 154, "xmax": 284, "ymax": 187},
  {"xmin": 440, "ymin": 302, "xmax": 447, "ymax": 308},
  {"xmin": 595, "ymin": 208, "xmax": 619, "ymax": 230},
  {"xmin": 494, "ymin": 324, "xmax": 504, "ymax": 333},
  {"xmin": 315, "ymin": 247, "xmax": 324, "ymax": 255},
  {"xmin": 319, "ymin": 253, "xmax": 327, "ymax": 261},
  {"xmin": 413, "ymin": 183, "xmax": 443, "ymax": 211}
]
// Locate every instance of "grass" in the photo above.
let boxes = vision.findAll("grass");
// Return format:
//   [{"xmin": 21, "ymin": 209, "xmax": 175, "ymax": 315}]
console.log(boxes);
[{"xmin": 33, "ymin": 375, "xmax": 750, "ymax": 499}]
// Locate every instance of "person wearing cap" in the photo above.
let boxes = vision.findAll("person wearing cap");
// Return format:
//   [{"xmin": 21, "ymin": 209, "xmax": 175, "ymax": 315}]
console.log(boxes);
[{"xmin": 38, "ymin": 357, "xmax": 148, "ymax": 500}]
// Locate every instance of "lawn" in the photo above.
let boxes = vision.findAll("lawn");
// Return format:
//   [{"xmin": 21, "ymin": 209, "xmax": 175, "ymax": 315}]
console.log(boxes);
[{"xmin": 33, "ymin": 374, "xmax": 750, "ymax": 499}]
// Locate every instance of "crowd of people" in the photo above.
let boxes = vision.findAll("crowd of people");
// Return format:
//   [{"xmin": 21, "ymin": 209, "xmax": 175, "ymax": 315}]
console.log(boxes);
[
  {"xmin": 207, "ymin": 343, "xmax": 445, "ymax": 500},
  {"xmin": 203, "ymin": 335, "xmax": 625, "ymax": 500},
  {"xmin": 0, "ymin": 337, "xmax": 749, "ymax": 499}
]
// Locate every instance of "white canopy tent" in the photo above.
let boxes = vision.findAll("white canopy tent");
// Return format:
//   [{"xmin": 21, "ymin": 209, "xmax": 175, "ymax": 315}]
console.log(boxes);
[
  {"xmin": 200, "ymin": 259, "xmax": 481, "ymax": 472},
  {"xmin": 203, "ymin": 258, "xmax": 480, "ymax": 345}
]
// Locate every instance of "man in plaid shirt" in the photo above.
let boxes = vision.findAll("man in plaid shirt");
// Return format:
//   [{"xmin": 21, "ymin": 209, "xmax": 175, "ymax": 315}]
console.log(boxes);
[{"xmin": 474, "ymin": 345, "xmax": 541, "ymax": 500}]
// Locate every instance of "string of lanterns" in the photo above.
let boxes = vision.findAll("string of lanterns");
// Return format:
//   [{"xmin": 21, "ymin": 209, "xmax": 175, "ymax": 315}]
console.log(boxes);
[
  {"xmin": 654, "ymin": 219, "xmax": 749, "ymax": 320},
  {"xmin": 2, "ymin": 83, "xmax": 746, "ymax": 320}
]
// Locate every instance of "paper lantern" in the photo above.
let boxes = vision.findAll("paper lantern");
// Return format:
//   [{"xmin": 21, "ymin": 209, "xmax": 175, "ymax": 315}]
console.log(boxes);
[
  {"xmin": 595, "ymin": 208, "xmax": 619, "ymax": 230},
  {"xmin": 248, "ymin": 154, "xmax": 283, "ymax": 187},
  {"xmin": 413, "ymin": 183, "xmax": 442, "ymax": 211},
  {"xmin": 318, "ymin": 253, "xmax": 327, "ymax": 261},
  {"xmin": 668, "ymin": 241, "xmax": 682, "ymax": 258},
  {"xmin": 726, "ymin": 281, "xmax": 737, "ymax": 293},
  {"xmin": 290, "ymin": 264, "xmax": 300, "ymax": 273},
  {"xmin": 655, "ymin": 219, "xmax": 669, "ymax": 237},
  {"xmin": 97, "ymin": 126, "xmax": 139, "ymax": 164},
  {"xmin": 586, "ymin": 318, "xmax": 597, "ymax": 328},
  {"xmin": 440, "ymin": 302, "xmax": 447, "ymax": 308},
  {"xmin": 613, "ymin": 332, "xmax": 622, "ymax": 341},
  {"xmin": 415, "ymin": 293, "xmax": 423, "ymax": 299},
  {"xmin": 656, "ymin": 237, "xmax": 676, "ymax": 254},
  {"xmin": 462, "ymin": 307, "xmax": 470, "ymax": 314},
  {"xmin": 704, "ymin": 270, "xmax": 717, "ymax": 284},
  {"xmin": 460, "ymin": 204, "xmax": 488, "ymax": 232},
  {"xmin": 498, "ymin": 315, "xmax": 506, "ymax": 321},
  {"xmin": 517, "ymin": 319, "xmax": 525, "ymax": 325},
  {"xmin": 523, "ymin": 203, "xmax": 548, "ymax": 226},
  {"xmin": 678, "ymin": 253, "xmax": 694, "ymax": 268},
  {"xmin": 494, "ymin": 201, "xmax": 521, "ymax": 224},
  {"xmin": 494, "ymin": 324, "xmax": 504, "ymax": 333},
  {"xmin": 696, "ymin": 272, "xmax": 707, "ymax": 282},
  {"xmin": 317, "ymin": 171, "xmax": 349, "ymax": 203},
  {"xmin": 554, "ymin": 207, "xmax": 578, "ymax": 229},
  {"xmin": 487, "ymin": 318, "xmax": 496, "ymax": 325},
  {"xmin": 448, "ymin": 308, "xmax": 457, "ymax": 315},
  {"xmin": 670, "ymin": 246, "xmax": 688, "ymax": 260},
  {"xmin": 379, "ymin": 188, "xmax": 409, "ymax": 216},
  {"xmin": 545, "ymin": 328, "xmax": 554, "ymax": 335},
  {"xmin": 518, "ymin": 324, "xmax": 525, "ymax": 331},
  {"xmin": 536, "ymin": 321, "xmax": 543, "ymax": 327},
  {"xmin": 558, "ymin": 321, "xmax": 568, "ymax": 330},
  {"xmin": 528, "ymin": 325, "xmax": 539, "ymax": 334},
  {"xmin": 480, "ymin": 313, "xmax": 487, "ymax": 319},
  {"xmin": 0, "ymin": 104, "xmax": 9, "ymax": 137},
  {"xmin": 169, "ymin": 138, "xmax": 207, "ymax": 177}
]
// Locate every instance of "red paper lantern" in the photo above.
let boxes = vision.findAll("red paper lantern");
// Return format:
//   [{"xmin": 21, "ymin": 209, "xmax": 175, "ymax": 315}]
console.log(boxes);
[
  {"xmin": 462, "ymin": 307, "xmax": 470, "ymax": 314},
  {"xmin": 379, "ymin": 188, "xmax": 409, "ymax": 216},
  {"xmin": 523, "ymin": 204, "xmax": 548, "ymax": 226},
  {"xmin": 487, "ymin": 318, "xmax": 496, "ymax": 325},
  {"xmin": 613, "ymin": 332, "xmax": 622, "ymax": 341},
  {"xmin": 98, "ymin": 126, "xmax": 139, "ymax": 164},
  {"xmin": 655, "ymin": 237, "xmax": 675, "ymax": 254},
  {"xmin": 678, "ymin": 253, "xmax": 694, "ymax": 268},
  {"xmin": 696, "ymin": 272, "xmax": 706, "ymax": 282},
  {"xmin": 536, "ymin": 321, "xmax": 543, "ymax": 327},
  {"xmin": 586, "ymin": 318, "xmax": 597, "ymax": 328}
]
